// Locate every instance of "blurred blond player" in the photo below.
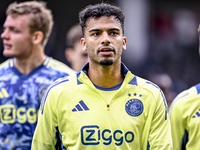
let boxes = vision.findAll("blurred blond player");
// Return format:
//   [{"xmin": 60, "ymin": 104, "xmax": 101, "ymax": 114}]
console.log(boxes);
[
  {"xmin": 65, "ymin": 24, "xmax": 89, "ymax": 72},
  {"xmin": 170, "ymin": 25, "xmax": 200, "ymax": 149},
  {"xmin": 0, "ymin": 1, "xmax": 75, "ymax": 149}
]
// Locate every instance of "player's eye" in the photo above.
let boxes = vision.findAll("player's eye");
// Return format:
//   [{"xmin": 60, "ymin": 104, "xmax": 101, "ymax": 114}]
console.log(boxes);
[
  {"xmin": 110, "ymin": 31, "xmax": 119, "ymax": 36},
  {"xmin": 92, "ymin": 32, "xmax": 100, "ymax": 37}
]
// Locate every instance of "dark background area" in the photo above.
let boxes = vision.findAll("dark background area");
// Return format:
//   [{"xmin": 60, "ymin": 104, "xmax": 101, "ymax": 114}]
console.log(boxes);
[{"xmin": 147, "ymin": 0, "xmax": 200, "ymax": 91}]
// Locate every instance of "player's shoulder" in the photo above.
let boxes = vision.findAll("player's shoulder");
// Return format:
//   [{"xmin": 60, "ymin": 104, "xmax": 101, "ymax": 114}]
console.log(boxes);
[
  {"xmin": 45, "ymin": 57, "xmax": 75, "ymax": 75},
  {"xmin": 0, "ymin": 59, "xmax": 12, "ymax": 76},
  {"xmin": 170, "ymin": 83, "xmax": 200, "ymax": 110},
  {"xmin": 0, "ymin": 59, "xmax": 10, "ymax": 69},
  {"xmin": 48, "ymin": 72, "xmax": 78, "ymax": 91},
  {"xmin": 136, "ymin": 75, "xmax": 161, "ymax": 94},
  {"xmin": 126, "ymin": 75, "xmax": 164, "ymax": 104}
]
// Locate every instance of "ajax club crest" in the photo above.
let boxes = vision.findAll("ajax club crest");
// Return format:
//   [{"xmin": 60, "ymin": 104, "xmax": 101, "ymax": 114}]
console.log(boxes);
[{"xmin": 125, "ymin": 99, "xmax": 143, "ymax": 117}]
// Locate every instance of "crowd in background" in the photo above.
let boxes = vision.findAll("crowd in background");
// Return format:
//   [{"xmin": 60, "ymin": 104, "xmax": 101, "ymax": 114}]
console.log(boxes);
[
  {"xmin": 140, "ymin": 7, "xmax": 200, "ymax": 106},
  {"xmin": 143, "ymin": 5, "xmax": 200, "ymax": 106}
]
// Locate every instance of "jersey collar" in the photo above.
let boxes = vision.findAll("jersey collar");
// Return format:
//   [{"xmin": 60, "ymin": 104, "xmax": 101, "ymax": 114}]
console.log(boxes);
[{"xmin": 81, "ymin": 62, "xmax": 130, "ymax": 77}]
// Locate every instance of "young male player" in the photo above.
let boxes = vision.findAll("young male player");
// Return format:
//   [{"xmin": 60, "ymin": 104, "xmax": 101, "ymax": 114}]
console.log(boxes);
[
  {"xmin": 32, "ymin": 3, "xmax": 172, "ymax": 149},
  {"xmin": 0, "ymin": 1, "xmax": 75, "ymax": 149}
]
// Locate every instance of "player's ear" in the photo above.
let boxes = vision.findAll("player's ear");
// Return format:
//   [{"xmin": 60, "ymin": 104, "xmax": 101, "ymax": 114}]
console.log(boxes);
[
  {"xmin": 122, "ymin": 36, "xmax": 127, "ymax": 50},
  {"xmin": 81, "ymin": 38, "xmax": 87, "ymax": 51},
  {"xmin": 65, "ymin": 48, "xmax": 73, "ymax": 62},
  {"xmin": 32, "ymin": 31, "xmax": 43, "ymax": 45}
]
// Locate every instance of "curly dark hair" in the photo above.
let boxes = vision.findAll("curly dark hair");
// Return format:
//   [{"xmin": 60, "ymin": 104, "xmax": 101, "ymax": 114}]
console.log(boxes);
[{"xmin": 79, "ymin": 3, "xmax": 125, "ymax": 36}]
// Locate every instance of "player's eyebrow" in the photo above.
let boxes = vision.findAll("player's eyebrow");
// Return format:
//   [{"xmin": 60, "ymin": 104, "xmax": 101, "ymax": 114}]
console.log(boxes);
[
  {"xmin": 110, "ymin": 28, "xmax": 120, "ymax": 31},
  {"xmin": 89, "ymin": 29, "xmax": 101, "ymax": 32},
  {"xmin": 89, "ymin": 28, "xmax": 120, "ymax": 32}
]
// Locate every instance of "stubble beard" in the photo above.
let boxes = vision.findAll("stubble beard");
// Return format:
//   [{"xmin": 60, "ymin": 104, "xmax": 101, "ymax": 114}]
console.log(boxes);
[{"xmin": 99, "ymin": 58, "xmax": 113, "ymax": 66}]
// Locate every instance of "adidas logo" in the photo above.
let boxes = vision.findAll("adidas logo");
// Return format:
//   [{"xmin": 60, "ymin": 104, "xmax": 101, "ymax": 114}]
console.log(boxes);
[
  {"xmin": 72, "ymin": 100, "xmax": 89, "ymax": 112},
  {"xmin": 0, "ymin": 88, "xmax": 9, "ymax": 98},
  {"xmin": 192, "ymin": 108, "xmax": 200, "ymax": 118}
]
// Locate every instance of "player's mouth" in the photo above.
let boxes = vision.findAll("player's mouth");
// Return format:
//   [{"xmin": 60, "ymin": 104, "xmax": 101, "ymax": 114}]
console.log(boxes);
[
  {"xmin": 98, "ymin": 47, "xmax": 114, "ymax": 55},
  {"xmin": 3, "ymin": 43, "xmax": 12, "ymax": 50}
]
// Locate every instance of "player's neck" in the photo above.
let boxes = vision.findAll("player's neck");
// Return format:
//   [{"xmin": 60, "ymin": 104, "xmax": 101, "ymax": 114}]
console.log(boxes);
[
  {"xmin": 13, "ymin": 47, "xmax": 46, "ymax": 75},
  {"xmin": 88, "ymin": 61, "xmax": 124, "ymax": 88}
]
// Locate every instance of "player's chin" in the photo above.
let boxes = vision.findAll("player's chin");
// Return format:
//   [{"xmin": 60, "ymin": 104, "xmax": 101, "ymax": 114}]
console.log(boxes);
[
  {"xmin": 99, "ymin": 59, "xmax": 113, "ymax": 66},
  {"xmin": 3, "ymin": 50, "xmax": 15, "ymax": 58}
]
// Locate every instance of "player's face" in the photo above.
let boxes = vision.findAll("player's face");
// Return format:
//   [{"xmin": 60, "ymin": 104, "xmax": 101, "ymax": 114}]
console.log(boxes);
[
  {"xmin": 81, "ymin": 16, "xmax": 126, "ymax": 66},
  {"xmin": 1, "ymin": 15, "xmax": 34, "ymax": 58}
]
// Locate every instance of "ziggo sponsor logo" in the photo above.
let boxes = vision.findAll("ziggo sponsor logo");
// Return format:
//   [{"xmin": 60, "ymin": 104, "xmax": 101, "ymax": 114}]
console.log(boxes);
[
  {"xmin": 81, "ymin": 125, "xmax": 134, "ymax": 146},
  {"xmin": 0, "ymin": 104, "xmax": 38, "ymax": 124}
]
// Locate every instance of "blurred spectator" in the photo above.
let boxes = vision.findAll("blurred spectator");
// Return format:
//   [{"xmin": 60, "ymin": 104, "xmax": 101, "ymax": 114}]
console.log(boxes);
[
  {"xmin": 146, "ymin": 72, "xmax": 176, "ymax": 107},
  {"xmin": 65, "ymin": 24, "xmax": 89, "ymax": 72}
]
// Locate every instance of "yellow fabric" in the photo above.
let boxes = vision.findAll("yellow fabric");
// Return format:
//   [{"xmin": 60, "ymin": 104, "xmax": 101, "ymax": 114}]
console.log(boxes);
[
  {"xmin": 170, "ymin": 84, "xmax": 200, "ymax": 150},
  {"xmin": 32, "ymin": 65, "xmax": 172, "ymax": 150}
]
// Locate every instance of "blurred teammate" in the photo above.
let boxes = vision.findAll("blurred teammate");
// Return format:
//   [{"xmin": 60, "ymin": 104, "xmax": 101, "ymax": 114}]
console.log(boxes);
[
  {"xmin": 32, "ymin": 3, "xmax": 172, "ymax": 149},
  {"xmin": 169, "ymin": 25, "xmax": 200, "ymax": 150},
  {"xmin": 0, "ymin": 1, "xmax": 75, "ymax": 149},
  {"xmin": 65, "ymin": 23, "xmax": 89, "ymax": 72}
]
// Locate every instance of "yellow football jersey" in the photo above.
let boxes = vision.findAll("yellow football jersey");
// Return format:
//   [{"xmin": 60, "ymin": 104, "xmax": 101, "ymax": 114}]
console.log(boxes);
[
  {"xmin": 170, "ymin": 83, "xmax": 200, "ymax": 150},
  {"xmin": 32, "ymin": 63, "xmax": 172, "ymax": 150}
]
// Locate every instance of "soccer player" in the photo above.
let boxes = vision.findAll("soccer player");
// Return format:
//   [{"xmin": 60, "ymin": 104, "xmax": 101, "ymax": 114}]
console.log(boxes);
[
  {"xmin": 65, "ymin": 23, "xmax": 89, "ymax": 72},
  {"xmin": 32, "ymin": 3, "xmax": 172, "ymax": 149},
  {"xmin": 169, "ymin": 25, "xmax": 200, "ymax": 150},
  {"xmin": 0, "ymin": 1, "xmax": 75, "ymax": 149}
]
